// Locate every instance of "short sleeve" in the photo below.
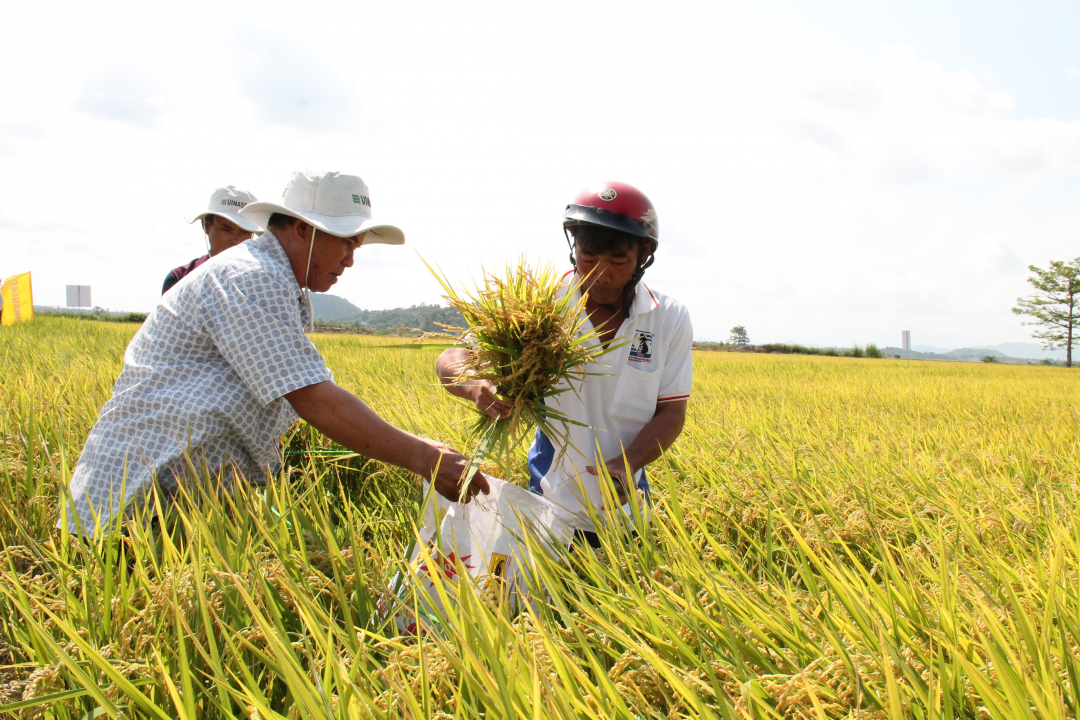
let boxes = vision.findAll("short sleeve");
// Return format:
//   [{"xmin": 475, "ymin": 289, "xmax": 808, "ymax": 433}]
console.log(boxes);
[
  {"xmin": 162, "ymin": 271, "xmax": 179, "ymax": 295},
  {"xmin": 657, "ymin": 310, "xmax": 693, "ymax": 402},
  {"xmin": 199, "ymin": 271, "xmax": 332, "ymax": 406}
]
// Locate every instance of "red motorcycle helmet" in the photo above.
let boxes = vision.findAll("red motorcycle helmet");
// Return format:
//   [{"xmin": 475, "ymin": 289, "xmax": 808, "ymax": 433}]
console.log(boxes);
[{"xmin": 562, "ymin": 181, "xmax": 659, "ymax": 244}]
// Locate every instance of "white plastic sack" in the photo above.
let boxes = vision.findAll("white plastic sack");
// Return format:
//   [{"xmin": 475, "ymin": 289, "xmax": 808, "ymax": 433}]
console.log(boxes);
[{"xmin": 382, "ymin": 476, "xmax": 573, "ymax": 635}]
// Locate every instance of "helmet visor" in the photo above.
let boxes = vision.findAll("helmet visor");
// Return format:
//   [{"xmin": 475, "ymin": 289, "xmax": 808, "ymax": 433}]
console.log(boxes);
[{"xmin": 562, "ymin": 204, "xmax": 654, "ymax": 239}]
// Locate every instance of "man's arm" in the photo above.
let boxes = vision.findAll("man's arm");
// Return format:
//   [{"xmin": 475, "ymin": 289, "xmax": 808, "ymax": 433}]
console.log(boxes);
[
  {"xmin": 285, "ymin": 380, "xmax": 490, "ymax": 501},
  {"xmin": 436, "ymin": 348, "xmax": 511, "ymax": 419},
  {"xmin": 586, "ymin": 399, "xmax": 688, "ymax": 501}
]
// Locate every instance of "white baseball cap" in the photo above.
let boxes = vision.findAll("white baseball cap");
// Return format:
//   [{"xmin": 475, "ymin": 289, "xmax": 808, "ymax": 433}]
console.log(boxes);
[
  {"xmin": 186, "ymin": 186, "xmax": 263, "ymax": 233},
  {"xmin": 240, "ymin": 171, "xmax": 404, "ymax": 245}
]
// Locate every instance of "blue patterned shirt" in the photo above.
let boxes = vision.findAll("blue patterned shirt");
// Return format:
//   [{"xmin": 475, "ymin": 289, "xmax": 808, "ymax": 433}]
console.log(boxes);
[{"xmin": 62, "ymin": 231, "xmax": 333, "ymax": 536}]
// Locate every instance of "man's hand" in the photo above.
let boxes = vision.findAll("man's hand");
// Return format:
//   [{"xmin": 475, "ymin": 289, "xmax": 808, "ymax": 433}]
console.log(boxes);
[
  {"xmin": 583, "ymin": 399, "xmax": 689, "ymax": 509},
  {"xmin": 419, "ymin": 438, "xmax": 492, "ymax": 503},
  {"xmin": 285, "ymin": 381, "xmax": 490, "ymax": 503},
  {"xmin": 586, "ymin": 458, "xmax": 633, "ymax": 507},
  {"xmin": 436, "ymin": 348, "xmax": 512, "ymax": 419},
  {"xmin": 466, "ymin": 380, "xmax": 512, "ymax": 420}
]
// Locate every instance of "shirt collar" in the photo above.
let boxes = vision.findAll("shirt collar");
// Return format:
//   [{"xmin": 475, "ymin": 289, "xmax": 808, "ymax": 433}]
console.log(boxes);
[
  {"xmin": 629, "ymin": 283, "xmax": 660, "ymax": 319},
  {"xmin": 256, "ymin": 231, "xmax": 303, "ymax": 298},
  {"xmin": 561, "ymin": 271, "xmax": 659, "ymax": 319},
  {"xmin": 255, "ymin": 230, "xmax": 314, "ymax": 328}
]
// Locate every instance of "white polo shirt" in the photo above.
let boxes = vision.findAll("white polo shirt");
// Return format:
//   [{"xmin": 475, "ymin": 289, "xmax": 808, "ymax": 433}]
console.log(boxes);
[{"xmin": 527, "ymin": 279, "xmax": 693, "ymax": 530}]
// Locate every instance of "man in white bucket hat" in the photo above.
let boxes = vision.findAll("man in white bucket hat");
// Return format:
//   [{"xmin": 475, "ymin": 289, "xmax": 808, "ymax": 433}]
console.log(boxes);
[
  {"xmin": 162, "ymin": 185, "xmax": 263, "ymax": 294},
  {"xmin": 62, "ymin": 171, "xmax": 488, "ymax": 538}
]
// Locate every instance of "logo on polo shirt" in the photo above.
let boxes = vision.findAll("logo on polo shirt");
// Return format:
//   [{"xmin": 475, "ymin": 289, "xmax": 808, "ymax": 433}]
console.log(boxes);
[
  {"xmin": 220, "ymin": 199, "xmax": 248, "ymax": 208},
  {"xmin": 628, "ymin": 331, "xmax": 654, "ymax": 363},
  {"xmin": 352, "ymin": 194, "xmax": 371, "ymax": 207}
]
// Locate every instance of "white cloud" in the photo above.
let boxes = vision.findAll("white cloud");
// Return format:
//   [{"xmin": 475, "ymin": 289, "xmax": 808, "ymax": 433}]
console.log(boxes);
[
  {"xmin": 235, "ymin": 31, "xmax": 356, "ymax": 131},
  {"xmin": 73, "ymin": 68, "xmax": 168, "ymax": 129},
  {"xmin": 968, "ymin": 233, "xmax": 1024, "ymax": 274},
  {"xmin": 785, "ymin": 43, "xmax": 1079, "ymax": 186},
  {"xmin": 0, "ymin": 120, "xmax": 45, "ymax": 140}
]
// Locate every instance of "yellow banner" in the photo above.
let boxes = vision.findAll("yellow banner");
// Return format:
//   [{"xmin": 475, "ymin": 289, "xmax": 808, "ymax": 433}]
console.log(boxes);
[{"xmin": 1, "ymin": 272, "xmax": 34, "ymax": 326}]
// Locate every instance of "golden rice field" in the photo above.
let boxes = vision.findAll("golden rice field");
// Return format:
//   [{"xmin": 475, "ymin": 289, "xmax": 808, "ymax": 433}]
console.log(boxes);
[{"xmin": 1, "ymin": 315, "xmax": 1079, "ymax": 719}]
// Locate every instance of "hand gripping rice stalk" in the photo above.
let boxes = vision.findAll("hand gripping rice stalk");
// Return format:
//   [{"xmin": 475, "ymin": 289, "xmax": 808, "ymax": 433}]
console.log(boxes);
[{"xmin": 421, "ymin": 258, "xmax": 618, "ymax": 496}]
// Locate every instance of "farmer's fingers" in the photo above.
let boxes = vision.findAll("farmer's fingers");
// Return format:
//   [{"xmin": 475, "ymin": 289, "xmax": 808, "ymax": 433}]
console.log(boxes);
[
  {"xmin": 433, "ymin": 478, "xmax": 460, "ymax": 502},
  {"xmin": 435, "ymin": 474, "xmax": 473, "ymax": 503},
  {"xmin": 455, "ymin": 468, "xmax": 490, "ymax": 503},
  {"xmin": 469, "ymin": 471, "xmax": 491, "ymax": 497},
  {"xmin": 429, "ymin": 452, "xmax": 487, "ymax": 503},
  {"xmin": 471, "ymin": 382, "xmax": 497, "ymax": 405},
  {"xmin": 430, "ymin": 452, "xmax": 463, "ymax": 481},
  {"xmin": 610, "ymin": 475, "xmax": 630, "ymax": 506},
  {"xmin": 586, "ymin": 464, "xmax": 628, "ymax": 482},
  {"xmin": 482, "ymin": 401, "xmax": 511, "ymax": 419},
  {"xmin": 584, "ymin": 465, "xmax": 630, "ymax": 503},
  {"xmin": 473, "ymin": 385, "xmax": 511, "ymax": 418}
]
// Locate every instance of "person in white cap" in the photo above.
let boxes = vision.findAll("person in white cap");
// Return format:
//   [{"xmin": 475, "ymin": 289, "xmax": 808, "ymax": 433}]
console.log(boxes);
[
  {"xmin": 161, "ymin": 186, "xmax": 263, "ymax": 295},
  {"xmin": 62, "ymin": 171, "xmax": 488, "ymax": 538}
]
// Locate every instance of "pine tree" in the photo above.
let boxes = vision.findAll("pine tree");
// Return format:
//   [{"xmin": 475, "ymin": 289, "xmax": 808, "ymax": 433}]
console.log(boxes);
[
  {"xmin": 729, "ymin": 325, "xmax": 749, "ymax": 346},
  {"xmin": 1012, "ymin": 257, "xmax": 1080, "ymax": 368}
]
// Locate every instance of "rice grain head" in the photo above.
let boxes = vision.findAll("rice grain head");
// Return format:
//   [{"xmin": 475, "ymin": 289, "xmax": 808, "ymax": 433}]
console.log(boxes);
[{"xmin": 419, "ymin": 257, "xmax": 618, "ymax": 489}]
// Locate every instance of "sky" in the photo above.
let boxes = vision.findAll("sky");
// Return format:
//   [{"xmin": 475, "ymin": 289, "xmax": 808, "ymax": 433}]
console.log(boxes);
[{"xmin": 2, "ymin": 0, "xmax": 1079, "ymax": 347}]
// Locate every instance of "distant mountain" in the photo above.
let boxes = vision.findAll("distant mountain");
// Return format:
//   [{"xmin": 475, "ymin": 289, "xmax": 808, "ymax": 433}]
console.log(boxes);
[
  {"xmin": 309, "ymin": 294, "xmax": 364, "ymax": 321},
  {"xmin": 884, "ymin": 347, "xmax": 959, "ymax": 361},
  {"xmin": 970, "ymin": 342, "xmax": 1067, "ymax": 360},
  {"xmin": 882, "ymin": 346, "xmax": 1060, "ymax": 364},
  {"xmin": 342, "ymin": 305, "xmax": 466, "ymax": 333},
  {"xmin": 309, "ymin": 294, "xmax": 464, "ymax": 333},
  {"xmin": 946, "ymin": 348, "xmax": 1010, "ymax": 361},
  {"xmin": 908, "ymin": 341, "xmax": 1068, "ymax": 361}
]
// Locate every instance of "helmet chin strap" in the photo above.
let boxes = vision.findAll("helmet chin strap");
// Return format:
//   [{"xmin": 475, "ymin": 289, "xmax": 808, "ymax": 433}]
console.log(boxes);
[
  {"xmin": 303, "ymin": 225, "xmax": 316, "ymax": 331},
  {"xmin": 623, "ymin": 243, "xmax": 657, "ymax": 315}
]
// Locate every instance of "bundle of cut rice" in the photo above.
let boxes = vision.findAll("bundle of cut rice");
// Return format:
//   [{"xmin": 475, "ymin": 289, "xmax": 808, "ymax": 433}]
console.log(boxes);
[{"xmin": 421, "ymin": 259, "xmax": 619, "ymax": 495}]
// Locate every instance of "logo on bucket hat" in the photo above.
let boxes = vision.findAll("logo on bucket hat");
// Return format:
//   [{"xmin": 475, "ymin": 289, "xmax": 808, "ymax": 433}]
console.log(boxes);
[{"xmin": 186, "ymin": 186, "xmax": 262, "ymax": 232}]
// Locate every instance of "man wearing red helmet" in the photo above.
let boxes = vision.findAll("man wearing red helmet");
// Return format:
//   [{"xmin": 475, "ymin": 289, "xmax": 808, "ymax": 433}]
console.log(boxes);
[{"xmin": 436, "ymin": 181, "xmax": 693, "ymax": 546}]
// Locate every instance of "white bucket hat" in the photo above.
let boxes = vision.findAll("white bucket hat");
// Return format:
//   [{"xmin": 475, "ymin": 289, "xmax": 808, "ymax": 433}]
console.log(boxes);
[
  {"xmin": 186, "ymin": 186, "xmax": 262, "ymax": 233},
  {"xmin": 240, "ymin": 171, "xmax": 405, "ymax": 245}
]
